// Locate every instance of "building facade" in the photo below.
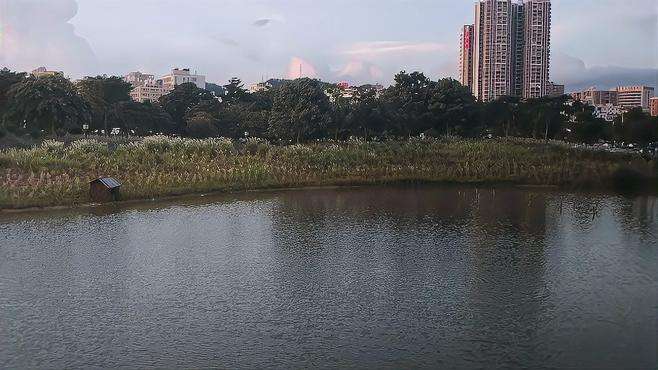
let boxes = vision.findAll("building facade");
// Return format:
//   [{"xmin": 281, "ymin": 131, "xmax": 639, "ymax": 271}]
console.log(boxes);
[
  {"xmin": 459, "ymin": 24, "xmax": 475, "ymax": 91},
  {"xmin": 160, "ymin": 68, "xmax": 206, "ymax": 91},
  {"xmin": 522, "ymin": 0, "xmax": 551, "ymax": 98},
  {"xmin": 650, "ymin": 97, "xmax": 658, "ymax": 117},
  {"xmin": 615, "ymin": 86, "xmax": 655, "ymax": 110},
  {"xmin": 124, "ymin": 71, "xmax": 168, "ymax": 103},
  {"xmin": 571, "ymin": 87, "xmax": 618, "ymax": 106},
  {"xmin": 125, "ymin": 72, "xmax": 155, "ymax": 86},
  {"xmin": 464, "ymin": 0, "xmax": 553, "ymax": 101},
  {"xmin": 31, "ymin": 67, "xmax": 63, "ymax": 78},
  {"xmin": 130, "ymin": 82, "xmax": 168, "ymax": 103},
  {"xmin": 546, "ymin": 81, "xmax": 564, "ymax": 97}
]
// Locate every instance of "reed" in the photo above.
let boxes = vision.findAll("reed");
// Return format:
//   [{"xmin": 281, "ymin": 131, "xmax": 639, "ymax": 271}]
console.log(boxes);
[{"xmin": 0, "ymin": 136, "xmax": 653, "ymax": 209}]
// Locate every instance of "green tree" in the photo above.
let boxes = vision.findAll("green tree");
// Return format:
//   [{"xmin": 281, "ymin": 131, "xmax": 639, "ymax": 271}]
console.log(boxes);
[
  {"xmin": 428, "ymin": 78, "xmax": 478, "ymax": 136},
  {"xmin": 485, "ymin": 96, "xmax": 521, "ymax": 137},
  {"xmin": 0, "ymin": 68, "xmax": 27, "ymax": 117},
  {"xmin": 565, "ymin": 100, "xmax": 611, "ymax": 143},
  {"xmin": 267, "ymin": 78, "xmax": 332, "ymax": 143},
  {"xmin": 108, "ymin": 101, "xmax": 175, "ymax": 135},
  {"xmin": 4, "ymin": 75, "xmax": 91, "ymax": 136},
  {"xmin": 345, "ymin": 89, "xmax": 386, "ymax": 139},
  {"xmin": 613, "ymin": 108, "xmax": 657, "ymax": 145},
  {"xmin": 77, "ymin": 75, "xmax": 132, "ymax": 133},
  {"xmin": 159, "ymin": 83, "xmax": 218, "ymax": 132},
  {"xmin": 378, "ymin": 71, "xmax": 434, "ymax": 136},
  {"xmin": 520, "ymin": 96, "xmax": 569, "ymax": 140},
  {"xmin": 223, "ymin": 78, "xmax": 250, "ymax": 105},
  {"xmin": 186, "ymin": 112, "xmax": 220, "ymax": 138},
  {"xmin": 217, "ymin": 89, "xmax": 274, "ymax": 139}
]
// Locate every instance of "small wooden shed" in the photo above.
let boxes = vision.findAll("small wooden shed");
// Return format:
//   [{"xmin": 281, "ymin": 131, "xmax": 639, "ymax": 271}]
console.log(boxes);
[{"xmin": 89, "ymin": 177, "xmax": 122, "ymax": 203}]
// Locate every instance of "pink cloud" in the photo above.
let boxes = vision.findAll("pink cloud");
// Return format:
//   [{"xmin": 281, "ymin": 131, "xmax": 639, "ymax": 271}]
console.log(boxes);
[{"xmin": 287, "ymin": 57, "xmax": 318, "ymax": 79}]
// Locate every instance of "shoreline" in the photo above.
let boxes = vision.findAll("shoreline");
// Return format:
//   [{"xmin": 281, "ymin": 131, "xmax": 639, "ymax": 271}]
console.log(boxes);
[
  {"xmin": 1, "ymin": 137, "xmax": 656, "ymax": 213},
  {"xmin": 2, "ymin": 179, "xmax": 656, "ymax": 218}
]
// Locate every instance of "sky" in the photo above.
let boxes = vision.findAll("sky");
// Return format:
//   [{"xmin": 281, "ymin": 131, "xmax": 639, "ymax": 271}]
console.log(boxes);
[{"xmin": 0, "ymin": 0, "xmax": 656, "ymax": 91}]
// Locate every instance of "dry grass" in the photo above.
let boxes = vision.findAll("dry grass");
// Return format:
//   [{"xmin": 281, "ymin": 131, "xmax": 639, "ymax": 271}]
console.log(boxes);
[{"xmin": 0, "ymin": 136, "xmax": 652, "ymax": 209}]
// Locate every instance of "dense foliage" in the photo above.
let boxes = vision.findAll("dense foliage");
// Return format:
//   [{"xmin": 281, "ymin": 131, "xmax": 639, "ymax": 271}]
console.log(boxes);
[
  {"xmin": 1, "ymin": 68, "xmax": 657, "ymax": 145},
  {"xmin": 1, "ymin": 136, "xmax": 651, "ymax": 209}
]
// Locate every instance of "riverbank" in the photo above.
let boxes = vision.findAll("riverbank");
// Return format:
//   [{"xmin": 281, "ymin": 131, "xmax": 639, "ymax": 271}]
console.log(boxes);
[{"xmin": 0, "ymin": 136, "xmax": 655, "ymax": 210}]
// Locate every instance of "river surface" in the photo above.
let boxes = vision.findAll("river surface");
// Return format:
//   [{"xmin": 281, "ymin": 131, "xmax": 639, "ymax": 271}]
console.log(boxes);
[{"xmin": 0, "ymin": 186, "xmax": 656, "ymax": 369}]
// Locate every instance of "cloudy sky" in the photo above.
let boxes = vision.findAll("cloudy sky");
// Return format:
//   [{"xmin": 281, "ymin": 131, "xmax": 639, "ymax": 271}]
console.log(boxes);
[{"xmin": 1, "ymin": 0, "xmax": 656, "ymax": 91}]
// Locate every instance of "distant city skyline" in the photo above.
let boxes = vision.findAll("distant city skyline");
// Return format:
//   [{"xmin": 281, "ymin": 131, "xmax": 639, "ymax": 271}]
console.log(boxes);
[{"xmin": 1, "ymin": 0, "xmax": 656, "ymax": 91}]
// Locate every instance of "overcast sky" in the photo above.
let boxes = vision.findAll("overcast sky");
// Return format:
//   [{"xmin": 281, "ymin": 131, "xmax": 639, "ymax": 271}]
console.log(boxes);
[{"xmin": 1, "ymin": 0, "xmax": 657, "ymax": 91}]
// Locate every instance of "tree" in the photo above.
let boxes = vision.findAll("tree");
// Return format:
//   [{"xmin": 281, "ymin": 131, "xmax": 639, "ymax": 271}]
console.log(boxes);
[
  {"xmin": 427, "ymin": 78, "xmax": 478, "ymax": 136},
  {"xmin": 378, "ymin": 71, "xmax": 435, "ymax": 136},
  {"xmin": 267, "ymin": 78, "xmax": 332, "ymax": 143},
  {"xmin": 217, "ymin": 89, "xmax": 274, "ymax": 139},
  {"xmin": 4, "ymin": 75, "xmax": 91, "ymax": 136},
  {"xmin": 565, "ymin": 100, "xmax": 611, "ymax": 143},
  {"xmin": 107, "ymin": 101, "xmax": 175, "ymax": 136},
  {"xmin": 159, "ymin": 83, "xmax": 218, "ymax": 132},
  {"xmin": 613, "ymin": 108, "xmax": 657, "ymax": 145},
  {"xmin": 223, "ymin": 78, "xmax": 250, "ymax": 105},
  {"xmin": 77, "ymin": 75, "xmax": 132, "ymax": 133},
  {"xmin": 186, "ymin": 112, "xmax": 220, "ymax": 138},
  {"xmin": 344, "ymin": 89, "xmax": 386, "ymax": 139},
  {"xmin": 520, "ymin": 96, "xmax": 569, "ymax": 140},
  {"xmin": 486, "ymin": 96, "xmax": 521, "ymax": 137},
  {"xmin": 0, "ymin": 68, "xmax": 27, "ymax": 117}
]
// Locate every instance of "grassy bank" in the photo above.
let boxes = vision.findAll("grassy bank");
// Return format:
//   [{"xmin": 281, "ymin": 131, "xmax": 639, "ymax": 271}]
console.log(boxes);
[{"xmin": 0, "ymin": 136, "xmax": 654, "ymax": 209}]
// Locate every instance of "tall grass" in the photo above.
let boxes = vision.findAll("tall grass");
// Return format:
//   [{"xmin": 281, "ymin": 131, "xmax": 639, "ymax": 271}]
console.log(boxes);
[{"xmin": 0, "ymin": 136, "xmax": 653, "ymax": 209}]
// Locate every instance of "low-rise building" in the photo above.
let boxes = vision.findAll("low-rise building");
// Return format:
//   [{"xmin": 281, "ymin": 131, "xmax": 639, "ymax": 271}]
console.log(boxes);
[
  {"xmin": 615, "ymin": 85, "xmax": 654, "ymax": 110},
  {"xmin": 571, "ymin": 87, "xmax": 618, "ymax": 106},
  {"xmin": 130, "ymin": 81, "xmax": 168, "ymax": 103},
  {"xmin": 546, "ymin": 82, "xmax": 565, "ymax": 97},
  {"xmin": 650, "ymin": 97, "xmax": 658, "ymax": 117},
  {"xmin": 124, "ymin": 71, "xmax": 168, "ymax": 103},
  {"xmin": 31, "ymin": 67, "xmax": 63, "ymax": 78},
  {"xmin": 125, "ymin": 72, "xmax": 155, "ymax": 86},
  {"xmin": 249, "ymin": 82, "xmax": 271, "ymax": 93},
  {"xmin": 161, "ymin": 68, "xmax": 206, "ymax": 91}
]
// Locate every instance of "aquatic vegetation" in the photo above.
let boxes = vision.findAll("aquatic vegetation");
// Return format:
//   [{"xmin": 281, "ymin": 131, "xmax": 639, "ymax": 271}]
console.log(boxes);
[{"xmin": 0, "ymin": 136, "xmax": 653, "ymax": 209}]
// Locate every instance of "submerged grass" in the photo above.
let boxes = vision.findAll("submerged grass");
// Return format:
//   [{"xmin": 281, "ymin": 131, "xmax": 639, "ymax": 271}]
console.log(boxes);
[{"xmin": 0, "ymin": 136, "xmax": 654, "ymax": 209}]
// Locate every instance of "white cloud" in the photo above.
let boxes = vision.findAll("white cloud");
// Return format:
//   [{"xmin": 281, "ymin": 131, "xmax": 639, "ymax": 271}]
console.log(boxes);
[{"xmin": 341, "ymin": 41, "xmax": 449, "ymax": 57}]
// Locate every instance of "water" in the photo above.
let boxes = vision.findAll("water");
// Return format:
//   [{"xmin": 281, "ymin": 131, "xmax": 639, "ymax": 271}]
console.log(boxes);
[{"xmin": 1, "ymin": 186, "xmax": 656, "ymax": 369}]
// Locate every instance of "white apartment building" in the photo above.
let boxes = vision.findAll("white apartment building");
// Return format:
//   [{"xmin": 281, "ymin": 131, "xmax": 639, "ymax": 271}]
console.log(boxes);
[
  {"xmin": 124, "ymin": 71, "xmax": 168, "ymax": 103},
  {"xmin": 615, "ymin": 86, "xmax": 655, "ymax": 110},
  {"xmin": 130, "ymin": 82, "xmax": 168, "ymax": 104},
  {"xmin": 160, "ymin": 68, "xmax": 206, "ymax": 91}
]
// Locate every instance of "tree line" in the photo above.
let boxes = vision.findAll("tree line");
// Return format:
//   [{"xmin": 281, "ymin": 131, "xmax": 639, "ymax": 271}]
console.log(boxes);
[{"xmin": 0, "ymin": 67, "xmax": 656, "ymax": 145}]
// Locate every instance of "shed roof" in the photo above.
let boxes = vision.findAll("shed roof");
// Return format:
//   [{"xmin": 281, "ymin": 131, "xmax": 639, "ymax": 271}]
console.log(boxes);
[{"xmin": 91, "ymin": 177, "xmax": 122, "ymax": 189}]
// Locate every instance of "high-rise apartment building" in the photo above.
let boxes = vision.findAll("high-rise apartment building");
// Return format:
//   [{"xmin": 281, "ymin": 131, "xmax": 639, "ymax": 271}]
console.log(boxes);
[
  {"xmin": 522, "ymin": 0, "xmax": 551, "ymax": 98},
  {"xmin": 459, "ymin": 25, "xmax": 475, "ymax": 91},
  {"xmin": 462, "ymin": 0, "xmax": 552, "ymax": 102},
  {"xmin": 472, "ymin": 0, "xmax": 522, "ymax": 101}
]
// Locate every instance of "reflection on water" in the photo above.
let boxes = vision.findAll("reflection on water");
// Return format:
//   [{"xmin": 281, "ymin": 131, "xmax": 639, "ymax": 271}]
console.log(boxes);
[{"xmin": 0, "ymin": 186, "xmax": 656, "ymax": 369}]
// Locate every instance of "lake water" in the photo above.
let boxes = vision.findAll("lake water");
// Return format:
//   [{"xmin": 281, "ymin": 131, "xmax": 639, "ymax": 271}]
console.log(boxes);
[{"xmin": 1, "ymin": 186, "xmax": 656, "ymax": 369}]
